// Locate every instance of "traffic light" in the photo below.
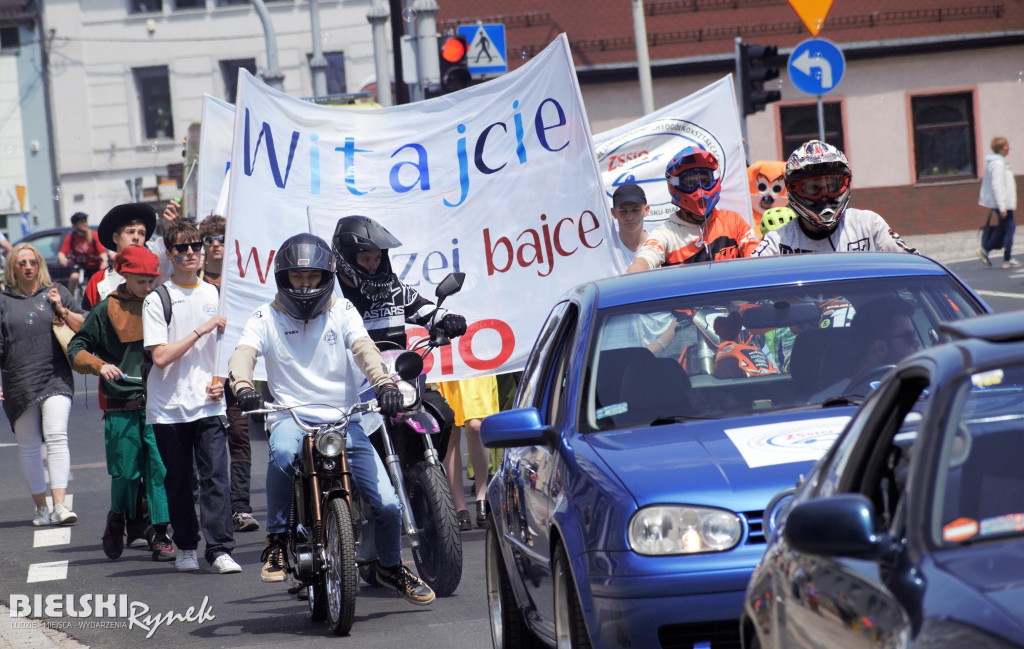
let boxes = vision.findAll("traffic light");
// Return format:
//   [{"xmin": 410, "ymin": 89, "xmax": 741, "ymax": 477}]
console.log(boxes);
[
  {"xmin": 438, "ymin": 35, "xmax": 471, "ymax": 94},
  {"xmin": 740, "ymin": 44, "xmax": 782, "ymax": 116}
]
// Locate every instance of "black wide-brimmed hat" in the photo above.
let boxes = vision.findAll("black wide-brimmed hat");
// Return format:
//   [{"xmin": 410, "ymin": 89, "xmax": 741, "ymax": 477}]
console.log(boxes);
[{"xmin": 97, "ymin": 203, "xmax": 157, "ymax": 250}]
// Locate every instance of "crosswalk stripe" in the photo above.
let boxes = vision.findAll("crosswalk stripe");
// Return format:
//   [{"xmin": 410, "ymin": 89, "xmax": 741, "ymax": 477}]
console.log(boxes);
[
  {"xmin": 0, "ymin": 442, "xmax": 17, "ymax": 448},
  {"xmin": 27, "ymin": 560, "xmax": 69, "ymax": 583},
  {"xmin": 34, "ymin": 528, "xmax": 72, "ymax": 548},
  {"xmin": 976, "ymin": 289, "xmax": 1024, "ymax": 299}
]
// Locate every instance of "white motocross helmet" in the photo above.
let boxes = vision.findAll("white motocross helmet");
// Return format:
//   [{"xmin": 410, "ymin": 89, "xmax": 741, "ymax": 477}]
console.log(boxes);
[{"xmin": 784, "ymin": 140, "xmax": 852, "ymax": 236}]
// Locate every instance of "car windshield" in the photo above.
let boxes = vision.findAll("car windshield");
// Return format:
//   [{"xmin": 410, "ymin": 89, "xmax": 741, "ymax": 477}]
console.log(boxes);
[
  {"xmin": 581, "ymin": 275, "xmax": 983, "ymax": 432},
  {"xmin": 934, "ymin": 362, "xmax": 1024, "ymax": 546}
]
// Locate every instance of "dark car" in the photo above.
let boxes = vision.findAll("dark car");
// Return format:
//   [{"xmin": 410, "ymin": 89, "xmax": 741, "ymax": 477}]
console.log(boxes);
[
  {"xmin": 480, "ymin": 252, "xmax": 989, "ymax": 649},
  {"xmin": 13, "ymin": 226, "xmax": 99, "ymax": 291},
  {"xmin": 742, "ymin": 310, "xmax": 1024, "ymax": 649}
]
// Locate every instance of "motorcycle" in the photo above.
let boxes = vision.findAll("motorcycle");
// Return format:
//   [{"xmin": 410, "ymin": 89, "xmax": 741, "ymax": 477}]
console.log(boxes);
[{"xmin": 355, "ymin": 271, "xmax": 466, "ymax": 597}]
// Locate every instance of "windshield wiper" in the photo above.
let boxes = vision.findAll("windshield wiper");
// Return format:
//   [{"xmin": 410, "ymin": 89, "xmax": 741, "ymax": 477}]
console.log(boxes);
[
  {"xmin": 821, "ymin": 396, "xmax": 863, "ymax": 408},
  {"xmin": 650, "ymin": 415, "xmax": 714, "ymax": 425}
]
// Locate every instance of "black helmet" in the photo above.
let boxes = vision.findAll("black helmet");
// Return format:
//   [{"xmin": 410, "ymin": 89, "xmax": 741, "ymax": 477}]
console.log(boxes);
[
  {"xmin": 70, "ymin": 212, "xmax": 88, "ymax": 224},
  {"xmin": 274, "ymin": 233, "xmax": 336, "ymax": 322},
  {"xmin": 331, "ymin": 215, "xmax": 402, "ymax": 301}
]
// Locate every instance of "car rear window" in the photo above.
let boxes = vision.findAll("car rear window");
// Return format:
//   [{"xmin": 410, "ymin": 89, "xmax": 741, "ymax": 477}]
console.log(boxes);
[{"xmin": 581, "ymin": 275, "xmax": 983, "ymax": 432}]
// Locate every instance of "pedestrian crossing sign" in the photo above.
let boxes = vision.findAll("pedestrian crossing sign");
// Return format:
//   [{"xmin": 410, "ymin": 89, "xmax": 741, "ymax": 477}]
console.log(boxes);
[{"xmin": 457, "ymin": 23, "xmax": 507, "ymax": 75}]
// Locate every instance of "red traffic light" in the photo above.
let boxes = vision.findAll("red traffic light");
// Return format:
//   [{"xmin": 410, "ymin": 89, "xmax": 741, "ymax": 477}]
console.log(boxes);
[{"xmin": 441, "ymin": 37, "xmax": 467, "ymax": 63}]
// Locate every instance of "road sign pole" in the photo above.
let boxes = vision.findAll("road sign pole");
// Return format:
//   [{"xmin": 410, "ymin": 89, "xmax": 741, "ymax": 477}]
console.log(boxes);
[
  {"xmin": 631, "ymin": 0, "xmax": 654, "ymax": 116},
  {"xmin": 734, "ymin": 37, "xmax": 749, "ymax": 161},
  {"xmin": 817, "ymin": 95, "xmax": 825, "ymax": 142}
]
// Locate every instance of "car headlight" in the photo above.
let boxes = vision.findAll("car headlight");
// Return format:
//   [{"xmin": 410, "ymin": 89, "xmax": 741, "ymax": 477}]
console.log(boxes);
[
  {"xmin": 315, "ymin": 430, "xmax": 345, "ymax": 457},
  {"xmin": 628, "ymin": 506, "xmax": 742, "ymax": 555},
  {"xmin": 397, "ymin": 380, "xmax": 418, "ymax": 408}
]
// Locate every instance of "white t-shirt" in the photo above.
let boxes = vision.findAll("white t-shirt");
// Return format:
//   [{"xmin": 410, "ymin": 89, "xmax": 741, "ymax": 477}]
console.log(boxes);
[
  {"xmin": 752, "ymin": 208, "xmax": 917, "ymax": 256},
  {"xmin": 236, "ymin": 298, "xmax": 372, "ymax": 425},
  {"xmin": 143, "ymin": 280, "xmax": 225, "ymax": 424}
]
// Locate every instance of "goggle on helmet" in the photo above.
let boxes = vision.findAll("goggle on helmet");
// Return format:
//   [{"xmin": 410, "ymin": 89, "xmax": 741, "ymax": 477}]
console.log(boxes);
[{"xmin": 665, "ymin": 146, "xmax": 722, "ymax": 220}]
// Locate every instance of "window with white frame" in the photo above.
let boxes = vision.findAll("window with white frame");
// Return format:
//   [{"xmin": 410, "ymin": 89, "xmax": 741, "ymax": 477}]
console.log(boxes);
[
  {"xmin": 134, "ymin": 66, "xmax": 174, "ymax": 140},
  {"xmin": 221, "ymin": 58, "xmax": 257, "ymax": 103},
  {"xmin": 129, "ymin": 0, "xmax": 163, "ymax": 13}
]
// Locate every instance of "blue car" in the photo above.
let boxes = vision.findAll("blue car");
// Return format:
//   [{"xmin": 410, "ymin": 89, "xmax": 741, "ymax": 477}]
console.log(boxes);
[
  {"xmin": 742, "ymin": 310, "xmax": 1024, "ymax": 649},
  {"xmin": 480, "ymin": 253, "xmax": 988, "ymax": 649}
]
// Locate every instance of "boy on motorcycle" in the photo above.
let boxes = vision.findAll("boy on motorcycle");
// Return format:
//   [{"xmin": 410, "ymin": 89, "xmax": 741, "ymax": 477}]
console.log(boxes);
[
  {"xmin": 227, "ymin": 233, "xmax": 435, "ymax": 606},
  {"xmin": 331, "ymin": 215, "xmax": 466, "ymax": 459}
]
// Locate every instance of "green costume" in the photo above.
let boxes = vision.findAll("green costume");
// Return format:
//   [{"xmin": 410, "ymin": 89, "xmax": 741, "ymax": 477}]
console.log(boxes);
[{"xmin": 66, "ymin": 285, "xmax": 169, "ymax": 523}]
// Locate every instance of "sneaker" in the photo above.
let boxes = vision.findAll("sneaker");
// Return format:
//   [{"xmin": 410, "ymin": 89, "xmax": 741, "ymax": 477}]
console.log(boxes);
[
  {"xmin": 126, "ymin": 521, "xmax": 154, "ymax": 549},
  {"xmin": 52, "ymin": 503, "xmax": 78, "ymax": 526},
  {"xmin": 1003, "ymin": 258, "xmax": 1021, "ymax": 269},
  {"xmin": 375, "ymin": 562, "xmax": 435, "ymax": 606},
  {"xmin": 475, "ymin": 500, "xmax": 488, "ymax": 529},
  {"xmin": 260, "ymin": 534, "xmax": 288, "ymax": 583},
  {"xmin": 32, "ymin": 505, "xmax": 51, "ymax": 527},
  {"xmin": 102, "ymin": 511, "xmax": 126, "ymax": 560},
  {"xmin": 978, "ymin": 249, "xmax": 992, "ymax": 266},
  {"xmin": 151, "ymin": 532, "xmax": 176, "ymax": 562},
  {"xmin": 456, "ymin": 510, "xmax": 472, "ymax": 532},
  {"xmin": 211, "ymin": 553, "xmax": 242, "ymax": 574},
  {"xmin": 175, "ymin": 549, "xmax": 200, "ymax": 572},
  {"xmin": 232, "ymin": 512, "xmax": 260, "ymax": 532}
]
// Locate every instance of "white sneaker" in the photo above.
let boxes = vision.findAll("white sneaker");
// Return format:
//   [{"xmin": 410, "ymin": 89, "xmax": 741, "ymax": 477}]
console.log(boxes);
[
  {"xmin": 52, "ymin": 503, "xmax": 78, "ymax": 525},
  {"xmin": 32, "ymin": 506, "xmax": 50, "ymax": 527},
  {"xmin": 175, "ymin": 549, "xmax": 200, "ymax": 572},
  {"xmin": 1002, "ymin": 258, "xmax": 1021, "ymax": 269},
  {"xmin": 211, "ymin": 553, "xmax": 242, "ymax": 574}
]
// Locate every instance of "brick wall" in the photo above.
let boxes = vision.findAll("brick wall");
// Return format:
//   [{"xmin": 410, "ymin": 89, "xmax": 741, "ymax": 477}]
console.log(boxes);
[{"xmin": 853, "ymin": 175, "xmax": 1022, "ymax": 235}]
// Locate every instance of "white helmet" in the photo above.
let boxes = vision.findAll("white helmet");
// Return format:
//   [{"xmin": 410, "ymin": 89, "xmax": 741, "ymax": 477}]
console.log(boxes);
[{"xmin": 784, "ymin": 140, "xmax": 851, "ymax": 236}]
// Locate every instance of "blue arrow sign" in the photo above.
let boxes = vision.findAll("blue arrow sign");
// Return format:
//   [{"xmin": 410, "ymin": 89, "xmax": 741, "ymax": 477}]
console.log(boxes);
[
  {"xmin": 458, "ymin": 24, "xmax": 507, "ymax": 75},
  {"xmin": 788, "ymin": 38, "xmax": 845, "ymax": 96}
]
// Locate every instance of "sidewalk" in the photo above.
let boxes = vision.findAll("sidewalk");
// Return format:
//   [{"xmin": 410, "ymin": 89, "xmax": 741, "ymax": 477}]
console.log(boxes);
[{"xmin": 910, "ymin": 228, "xmax": 981, "ymax": 265}]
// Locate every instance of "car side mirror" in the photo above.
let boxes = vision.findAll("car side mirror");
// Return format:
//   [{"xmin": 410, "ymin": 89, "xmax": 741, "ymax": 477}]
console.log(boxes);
[
  {"xmin": 480, "ymin": 408, "xmax": 557, "ymax": 449},
  {"xmin": 394, "ymin": 351, "xmax": 423, "ymax": 381},
  {"xmin": 434, "ymin": 272, "xmax": 466, "ymax": 305},
  {"xmin": 783, "ymin": 494, "xmax": 885, "ymax": 559}
]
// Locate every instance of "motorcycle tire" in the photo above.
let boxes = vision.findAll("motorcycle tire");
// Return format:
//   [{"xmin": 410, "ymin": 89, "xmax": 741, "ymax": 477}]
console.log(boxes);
[
  {"xmin": 324, "ymin": 497, "xmax": 358, "ymax": 635},
  {"xmin": 308, "ymin": 573, "xmax": 328, "ymax": 622},
  {"xmin": 406, "ymin": 461, "xmax": 463, "ymax": 597}
]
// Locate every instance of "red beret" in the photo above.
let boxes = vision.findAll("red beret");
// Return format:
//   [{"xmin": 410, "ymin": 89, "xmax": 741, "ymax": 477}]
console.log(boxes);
[{"xmin": 115, "ymin": 245, "xmax": 160, "ymax": 277}]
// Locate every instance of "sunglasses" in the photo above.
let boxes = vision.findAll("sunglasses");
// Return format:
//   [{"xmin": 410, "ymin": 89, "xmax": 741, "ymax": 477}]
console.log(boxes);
[
  {"xmin": 171, "ymin": 241, "xmax": 203, "ymax": 254},
  {"xmin": 203, "ymin": 234, "xmax": 225, "ymax": 246},
  {"xmin": 17, "ymin": 259, "xmax": 39, "ymax": 268},
  {"xmin": 670, "ymin": 168, "xmax": 718, "ymax": 193},
  {"xmin": 790, "ymin": 174, "xmax": 850, "ymax": 201}
]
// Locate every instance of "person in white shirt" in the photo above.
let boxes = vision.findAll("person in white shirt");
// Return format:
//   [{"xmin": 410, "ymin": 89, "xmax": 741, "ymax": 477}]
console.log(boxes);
[
  {"xmin": 609, "ymin": 183, "xmax": 650, "ymax": 266},
  {"xmin": 143, "ymin": 218, "xmax": 240, "ymax": 575},
  {"xmin": 978, "ymin": 136, "xmax": 1019, "ymax": 268},
  {"xmin": 227, "ymin": 233, "xmax": 435, "ymax": 606},
  {"xmin": 752, "ymin": 140, "xmax": 917, "ymax": 257}
]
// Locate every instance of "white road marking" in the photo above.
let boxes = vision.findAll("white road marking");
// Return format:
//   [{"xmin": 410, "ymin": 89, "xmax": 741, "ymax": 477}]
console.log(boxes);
[
  {"xmin": 976, "ymin": 290, "xmax": 1024, "ymax": 299},
  {"xmin": 0, "ymin": 442, "xmax": 16, "ymax": 448},
  {"xmin": 34, "ymin": 528, "xmax": 72, "ymax": 548},
  {"xmin": 27, "ymin": 560, "xmax": 68, "ymax": 583},
  {"xmin": 44, "ymin": 494, "xmax": 73, "ymax": 509}
]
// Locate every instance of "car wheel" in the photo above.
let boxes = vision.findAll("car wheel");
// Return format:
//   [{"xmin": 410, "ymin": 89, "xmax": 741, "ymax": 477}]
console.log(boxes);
[
  {"xmin": 553, "ymin": 543, "xmax": 591, "ymax": 649},
  {"xmin": 486, "ymin": 519, "xmax": 541, "ymax": 649}
]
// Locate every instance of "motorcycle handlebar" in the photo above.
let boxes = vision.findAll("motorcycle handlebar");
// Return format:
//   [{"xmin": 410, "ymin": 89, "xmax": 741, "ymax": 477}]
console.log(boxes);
[{"xmin": 241, "ymin": 401, "xmax": 379, "ymax": 432}]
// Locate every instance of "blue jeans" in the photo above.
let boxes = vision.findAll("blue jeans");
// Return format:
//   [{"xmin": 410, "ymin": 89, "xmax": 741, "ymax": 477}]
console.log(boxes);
[{"xmin": 266, "ymin": 416, "xmax": 403, "ymax": 567}]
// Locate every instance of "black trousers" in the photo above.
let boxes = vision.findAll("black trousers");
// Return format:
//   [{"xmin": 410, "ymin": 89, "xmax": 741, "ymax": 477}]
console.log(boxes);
[
  {"xmin": 224, "ymin": 389, "xmax": 253, "ymax": 515},
  {"xmin": 152, "ymin": 416, "xmax": 235, "ymax": 564}
]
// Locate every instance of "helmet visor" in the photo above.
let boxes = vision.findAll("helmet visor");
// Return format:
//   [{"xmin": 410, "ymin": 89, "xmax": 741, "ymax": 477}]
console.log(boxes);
[
  {"xmin": 790, "ymin": 174, "xmax": 850, "ymax": 202},
  {"xmin": 278, "ymin": 241, "xmax": 335, "ymax": 273},
  {"xmin": 669, "ymin": 168, "xmax": 718, "ymax": 194}
]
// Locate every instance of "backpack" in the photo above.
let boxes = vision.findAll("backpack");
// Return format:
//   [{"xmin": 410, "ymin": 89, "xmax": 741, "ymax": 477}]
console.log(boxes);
[{"xmin": 140, "ymin": 284, "xmax": 173, "ymax": 386}]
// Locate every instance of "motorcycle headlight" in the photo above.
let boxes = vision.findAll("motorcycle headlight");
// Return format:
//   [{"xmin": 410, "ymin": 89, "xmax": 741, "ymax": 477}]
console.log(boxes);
[
  {"xmin": 628, "ymin": 506, "xmax": 742, "ymax": 555},
  {"xmin": 397, "ymin": 380, "xmax": 418, "ymax": 408},
  {"xmin": 315, "ymin": 430, "xmax": 345, "ymax": 457}
]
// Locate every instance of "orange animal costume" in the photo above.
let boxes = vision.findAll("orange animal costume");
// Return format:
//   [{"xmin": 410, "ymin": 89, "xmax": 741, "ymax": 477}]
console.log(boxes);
[{"xmin": 748, "ymin": 160, "xmax": 788, "ymax": 231}]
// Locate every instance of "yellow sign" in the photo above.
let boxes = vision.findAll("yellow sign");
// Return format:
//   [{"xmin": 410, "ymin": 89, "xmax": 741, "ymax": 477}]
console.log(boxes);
[{"xmin": 787, "ymin": 0, "xmax": 834, "ymax": 37}]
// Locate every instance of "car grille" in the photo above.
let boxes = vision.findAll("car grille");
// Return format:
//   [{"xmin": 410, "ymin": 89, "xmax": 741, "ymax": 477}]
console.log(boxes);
[
  {"xmin": 743, "ymin": 510, "xmax": 765, "ymax": 544},
  {"xmin": 658, "ymin": 620, "xmax": 742, "ymax": 649}
]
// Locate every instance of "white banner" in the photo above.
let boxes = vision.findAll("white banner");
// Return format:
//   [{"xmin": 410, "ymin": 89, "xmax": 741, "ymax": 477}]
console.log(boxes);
[
  {"xmin": 218, "ymin": 35, "xmax": 620, "ymax": 382},
  {"xmin": 198, "ymin": 95, "xmax": 235, "ymax": 220},
  {"xmin": 594, "ymin": 76, "xmax": 751, "ymax": 226}
]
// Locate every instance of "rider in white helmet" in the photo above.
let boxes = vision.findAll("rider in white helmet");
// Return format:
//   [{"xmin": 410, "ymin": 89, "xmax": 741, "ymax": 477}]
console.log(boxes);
[{"xmin": 752, "ymin": 140, "xmax": 916, "ymax": 256}]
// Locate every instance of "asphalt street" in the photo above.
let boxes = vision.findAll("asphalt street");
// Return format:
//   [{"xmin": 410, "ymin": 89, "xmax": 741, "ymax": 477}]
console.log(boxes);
[{"xmin": 0, "ymin": 249, "xmax": 1021, "ymax": 649}]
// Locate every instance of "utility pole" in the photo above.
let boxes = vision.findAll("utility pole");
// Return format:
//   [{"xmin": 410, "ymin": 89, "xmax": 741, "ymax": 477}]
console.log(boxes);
[
  {"xmin": 630, "ymin": 0, "xmax": 654, "ymax": 115},
  {"xmin": 252, "ymin": 0, "xmax": 284, "ymax": 91},
  {"xmin": 309, "ymin": 0, "xmax": 328, "ymax": 98},
  {"xmin": 367, "ymin": 1, "xmax": 393, "ymax": 106},
  {"xmin": 389, "ymin": 0, "xmax": 409, "ymax": 104},
  {"xmin": 413, "ymin": 0, "xmax": 440, "ymax": 102}
]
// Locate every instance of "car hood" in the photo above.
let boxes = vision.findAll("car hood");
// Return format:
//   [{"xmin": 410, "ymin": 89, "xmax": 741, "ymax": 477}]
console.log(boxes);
[
  {"xmin": 584, "ymin": 410, "xmax": 852, "ymax": 511},
  {"xmin": 933, "ymin": 545, "xmax": 1024, "ymax": 630}
]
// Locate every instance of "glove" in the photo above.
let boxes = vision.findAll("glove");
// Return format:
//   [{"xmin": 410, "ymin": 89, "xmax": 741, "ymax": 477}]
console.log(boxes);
[
  {"xmin": 377, "ymin": 383, "xmax": 403, "ymax": 418},
  {"xmin": 235, "ymin": 387, "xmax": 262, "ymax": 412},
  {"xmin": 438, "ymin": 313, "xmax": 467, "ymax": 338}
]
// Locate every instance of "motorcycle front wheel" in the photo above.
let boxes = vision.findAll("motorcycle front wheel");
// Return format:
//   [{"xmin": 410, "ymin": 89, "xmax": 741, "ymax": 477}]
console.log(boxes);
[
  {"xmin": 324, "ymin": 497, "xmax": 358, "ymax": 635},
  {"xmin": 407, "ymin": 462, "xmax": 463, "ymax": 596}
]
